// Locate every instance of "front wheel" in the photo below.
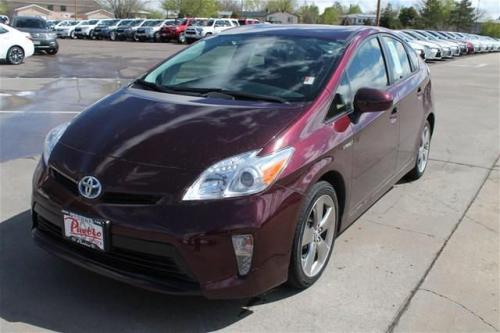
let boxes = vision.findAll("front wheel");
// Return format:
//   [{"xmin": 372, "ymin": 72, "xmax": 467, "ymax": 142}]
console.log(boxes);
[
  {"xmin": 7, "ymin": 46, "xmax": 24, "ymax": 65},
  {"xmin": 110, "ymin": 31, "xmax": 116, "ymax": 41},
  {"xmin": 406, "ymin": 120, "xmax": 432, "ymax": 180},
  {"xmin": 288, "ymin": 181, "xmax": 338, "ymax": 289},
  {"xmin": 46, "ymin": 47, "xmax": 58, "ymax": 55}
]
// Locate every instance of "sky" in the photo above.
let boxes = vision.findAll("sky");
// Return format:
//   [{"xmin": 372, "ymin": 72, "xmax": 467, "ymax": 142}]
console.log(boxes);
[
  {"xmin": 309, "ymin": 0, "xmax": 500, "ymax": 19},
  {"xmin": 149, "ymin": 0, "xmax": 500, "ymax": 20}
]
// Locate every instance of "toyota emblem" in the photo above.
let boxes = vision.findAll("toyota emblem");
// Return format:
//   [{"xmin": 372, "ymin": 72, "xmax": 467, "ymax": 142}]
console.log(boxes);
[{"xmin": 78, "ymin": 176, "xmax": 102, "ymax": 199}]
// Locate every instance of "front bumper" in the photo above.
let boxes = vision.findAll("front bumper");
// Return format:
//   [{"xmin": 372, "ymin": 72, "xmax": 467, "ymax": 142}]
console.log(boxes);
[
  {"xmin": 32, "ymin": 39, "xmax": 58, "ymax": 50},
  {"xmin": 93, "ymin": 29, "xmax": 110, "ymax": 38},
  {"xmin": 74, "ymin": 29, "xmax": 90, "ymax": 37},
  {"xmin": 184, "ymin": 30, "xmax": 204, "ymax": 40},
  {"xmin": 32, "ymin": 156, "xmax": 302, "ymax": 299},
  {"xmin": 55, "ymin": 29, "xmax": 71, "ymax": 37}
]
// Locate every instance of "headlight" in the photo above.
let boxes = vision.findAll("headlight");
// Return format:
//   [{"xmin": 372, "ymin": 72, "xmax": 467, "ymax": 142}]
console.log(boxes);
[
  {"xmin": 183, "ymin": 147, "xmax": 294, "ymax": 201},
  {"xmin": 48, "ymin": 32, "xmax": 57, "ymax": 39},
  {"xmin": 43, "ymin": 123, "xmax": 69, "ymax": 165}
]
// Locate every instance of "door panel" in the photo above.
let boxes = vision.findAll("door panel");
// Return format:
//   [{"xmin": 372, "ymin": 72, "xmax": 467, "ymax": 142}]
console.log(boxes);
[{"xmin": 347, "ymin": 37, "xmax": 399, "ymax": 212}]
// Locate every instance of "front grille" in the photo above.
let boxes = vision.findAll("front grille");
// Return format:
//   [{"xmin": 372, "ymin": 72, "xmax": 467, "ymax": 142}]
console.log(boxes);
[
  {"xmin": 137, "ymin": 28, "xmax": 145, "ymax": 33},
  {"xmin": 117, "ymin": 29, "xmax": 125, "ymax": 33},
  {"xmin": 49, "ymin": 167, "xmax": 162, "ymax": 205},
  {"xmin": 36, "ymin": 215, "xmax": 199, "ymax": 290},
  {"xmin": 75, "ymin": 28, "xmax": 81, "ymax": 32}
]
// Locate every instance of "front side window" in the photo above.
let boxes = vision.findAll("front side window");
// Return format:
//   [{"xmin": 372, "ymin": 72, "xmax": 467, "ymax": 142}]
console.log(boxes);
[
  {"xmin": 327, "ymin": 74, "xmax": 352, "ymax": 120},
  {"xmin": 347, "ymin": 37, "xmax": 388, "ymax": 94},
  {"xmin": 382, "ymin": 36, "xmax": 412, "ymax": 81},
  {"xmin": 143, "ymin": 35, "xmax": 346, "ymax": 103},
  {"xmin": 0, "ymin": 26, "xmax": 8, "ymax": 34}
]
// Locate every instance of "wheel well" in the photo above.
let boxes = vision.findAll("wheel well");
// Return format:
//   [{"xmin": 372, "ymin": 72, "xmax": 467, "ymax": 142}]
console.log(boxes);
[
  {"xmin": 427, "ymin": 113, "xmax": 435, "ymax": 135},
  {"xmin": 318, "ymin": 171, "xmax": 346, "ymax": 231}
]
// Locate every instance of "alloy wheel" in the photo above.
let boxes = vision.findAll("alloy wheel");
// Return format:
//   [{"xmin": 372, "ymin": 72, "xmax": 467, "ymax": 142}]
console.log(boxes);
[
  {"xmin": 417, "ymin": 124, "xmax": 431, "ymax": 173},
  {"xmin": 300, "ymin": 194, "xmax": 336, "ymax": 277},
  {"xmin": 7, "ymin": 46, "xmax": 24, "ymax": 65}
]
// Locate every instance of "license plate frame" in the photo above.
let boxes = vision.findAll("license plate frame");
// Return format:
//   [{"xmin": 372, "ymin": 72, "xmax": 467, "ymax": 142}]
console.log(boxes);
[{"xmin": 62, "ymin": 211, "xmax": 110, "ymax": 251}]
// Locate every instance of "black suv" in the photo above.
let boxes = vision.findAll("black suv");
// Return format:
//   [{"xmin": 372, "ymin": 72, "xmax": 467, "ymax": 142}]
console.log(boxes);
[{"xmin": 11, "ymin": 16, "xmax": 58, "ymax": 55}]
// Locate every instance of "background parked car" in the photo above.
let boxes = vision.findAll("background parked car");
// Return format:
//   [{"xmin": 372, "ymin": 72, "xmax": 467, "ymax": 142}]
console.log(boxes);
[
  {"xmin": 0, "ymin": 22, "xmax": 34, "ymax": 64},
  {"xmin": 74, "ymin": 19, "xmax": 101, "ymax": 39},
  {"xmin": 399, "ymin": 30, "xmax": 443, "ymax": 61},
  {"xmin": 115, "ymin": 19, "xmax": 145, "ymax": 40},
  {"xmin": 184, "ymin": 18, "xmax": 239, "ymax": 43},
  {"xmin": 11, "ymin": 16, "xmax": 58, "ymax": 55},
  {"xmin": 160, "ymin": 18, "xmax": 192, "ymax": 43},
  {"xmin": 55, "ymin": 20, "xmax": 81, "ymax": 39},
  {"xmin": 93, "ymin": 19, "xmax": 121, "ymax": 40},
  {"xmin": 135, "ymin": 19, "xmax": 173, "ymax": 42},
  {"xmin": 0, "ymin": 15, "xmax": 9, "ymax": 25},
  {"xmin": 237, "ymin": 18, "xmax": 260, "ymax": 25}
]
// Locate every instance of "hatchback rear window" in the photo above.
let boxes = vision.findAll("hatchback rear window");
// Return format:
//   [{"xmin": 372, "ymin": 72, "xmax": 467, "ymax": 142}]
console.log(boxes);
[{"xmin": 143, "ymin": 34, "xmax": 346, "ymax": 103}]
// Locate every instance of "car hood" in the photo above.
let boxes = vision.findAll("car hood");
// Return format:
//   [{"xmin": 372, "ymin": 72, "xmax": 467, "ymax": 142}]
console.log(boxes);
[{"xmin": 60, "ymin": 87, "xmax": 306, "ymax": 171}]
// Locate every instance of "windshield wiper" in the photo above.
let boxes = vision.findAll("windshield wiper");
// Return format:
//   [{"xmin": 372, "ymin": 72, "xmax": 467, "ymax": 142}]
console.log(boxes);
[
  {"xmin": 164, "ymin": 85, "xmax": 288, "ymax": 104},
  {"xmin": 212, "ymin": 90, "xmax": 288, "ymax": 104},
  {"xmin": 132, "ymin": 80, "xmax": 203, "ymax": 96}
]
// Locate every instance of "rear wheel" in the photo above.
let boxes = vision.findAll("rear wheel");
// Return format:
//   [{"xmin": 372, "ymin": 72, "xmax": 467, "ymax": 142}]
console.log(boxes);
[
  {"xmin": 70, "ymin": 30, "xmax": 76, "ymax": 39},
  {"xmin": 406, "ymin": 120, "xmax": 432, "ymax": 180},
  {"xmin": 6, "ymin": 46, "xmax": 24, "ymax": 65},
  {"xmin": 288, "ymin": 181, "xmax": 338, "ymax": 289},
  {"xmin": 154, "ymin": 32, "xmax": 160, "ymax": 42},
  {"xmin": 110, "ymin": 31, "xmax": 116, "ymax": 41}
]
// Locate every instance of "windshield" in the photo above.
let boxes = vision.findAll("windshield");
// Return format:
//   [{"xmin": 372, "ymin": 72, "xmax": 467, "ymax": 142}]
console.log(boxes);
[
  {"xmin": 164, "ymin": 20, "xmax": 176, "ymax": 26},
  {"xmin": 100, "ymin": 20, "xmax": 119, "ymax": 26},
  {"xmin": 118, "ymin": 20, "xmax": 133, "ymax": 26},
  {"xmin": 190, "ymin": 19, "xmax": 207, "ymax": 26},
  {"xmin": 142, "ymin": 20, "xmax": 163, "ymax": 27},
  {"xmin": 131, "ymin": 20, "xmax": 144, "ymax": 26},
  {"xmin": 86, "ymin": 20, "xmax": 99, "ymax": 25},
  {"xmin": 14, "ymin": 17, "xmax": 47, "ymax": 29},
  {"xmin": 142, "ymin": 34, "xmax": 346, "ymax": 103}
]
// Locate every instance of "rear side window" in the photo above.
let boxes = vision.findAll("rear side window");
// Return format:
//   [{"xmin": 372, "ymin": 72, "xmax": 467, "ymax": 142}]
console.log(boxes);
[
  {"xmin": 347, "ymin": 37, "xmax": 388, "ymax": 94},
  {"xmin": 382, "ymin": 36, "xmax": 412, "ymax": 81},
  {"xmin": 407, "ymin": 47, "xmax": 420, "ymax": 72}
]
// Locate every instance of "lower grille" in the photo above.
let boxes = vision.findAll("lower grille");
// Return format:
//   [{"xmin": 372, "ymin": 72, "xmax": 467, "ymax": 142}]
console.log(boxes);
[{"xmin": 36, "ymin": 215, "xmax": 199, "ymax": 290}]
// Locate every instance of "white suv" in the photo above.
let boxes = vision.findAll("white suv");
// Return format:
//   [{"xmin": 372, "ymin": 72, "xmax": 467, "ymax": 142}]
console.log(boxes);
[
  {"xmin": 184, "ymin": 18, "xmax": 238, "ymax": 42},
  {"xmin": 74, "ymin": 19, "xmax": 102, "ymax": 39}
]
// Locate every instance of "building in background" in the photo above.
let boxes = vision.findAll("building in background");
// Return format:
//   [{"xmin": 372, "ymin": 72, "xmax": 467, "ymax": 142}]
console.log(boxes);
[
  {"xmin": 266, "ymin": 12, "xmax": 298, "ymax": 24},
  {"xmin": 6, "ymin": 0, "xmax": 111, "ymax": 19},
  {"xmin": 341, "ymin": 13, "xmax": 376, "ymax": 25}
]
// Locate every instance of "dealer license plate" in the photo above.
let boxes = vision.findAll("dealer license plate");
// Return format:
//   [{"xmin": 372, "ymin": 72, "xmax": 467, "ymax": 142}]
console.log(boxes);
[{"xmin": 63, "ymin": 211, "xmax": 108, "ymax": 251}]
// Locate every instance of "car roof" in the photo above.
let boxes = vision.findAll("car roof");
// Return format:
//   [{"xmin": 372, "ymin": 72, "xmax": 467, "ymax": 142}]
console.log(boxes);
[{"xmin": 221, "ymin": 24, "xmax": 382, "ymax": 41}]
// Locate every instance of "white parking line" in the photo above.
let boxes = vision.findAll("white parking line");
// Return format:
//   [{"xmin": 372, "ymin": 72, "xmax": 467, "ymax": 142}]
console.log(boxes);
[{"xmin": 0, "ymin": 110, "xmax": 80, "ymax": 114}]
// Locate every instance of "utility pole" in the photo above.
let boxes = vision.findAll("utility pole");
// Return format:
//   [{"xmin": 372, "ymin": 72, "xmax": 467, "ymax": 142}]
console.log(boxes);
[
  {"xmin": 375, "ymin": 0, "xmax": 381, "ymax": 26},
  {"xmin": 74, "ymin": 0, "xmax": 77, "ymax": 20}
]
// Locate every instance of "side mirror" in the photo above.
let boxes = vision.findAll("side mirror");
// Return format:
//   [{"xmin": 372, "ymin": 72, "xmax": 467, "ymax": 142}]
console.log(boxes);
[{"xmin": 353, "ymin": 88, "xmax": 393, "ymax": 113}]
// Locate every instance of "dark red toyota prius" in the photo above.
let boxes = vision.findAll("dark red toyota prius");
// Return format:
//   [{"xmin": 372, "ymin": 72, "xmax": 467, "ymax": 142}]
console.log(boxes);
[{"xmin": 32, "ymin": 25, "xmax": 434, "ymax": 299}]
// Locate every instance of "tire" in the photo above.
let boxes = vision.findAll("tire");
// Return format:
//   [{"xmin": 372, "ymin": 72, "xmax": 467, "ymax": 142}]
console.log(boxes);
[
  {"xmin": 406, "ymin": 120, "xmax": 432, "ymax": 180},
  {"xmin": 46, "ymin": 47, "xmax": 58, "ymax": 55},
  {"xmin": 6, "ymin": 46, "xmax": 24, "ymax": 65},
  {"xmin": 110, "ymin": 31, "xmax": 116, "ymax": 41},
  {"xmin": 89, "ymin": 30, "xmax": 95, "ymax": 39},
  {"xmin": 154, "ymin": 32, "xmax": 160, "ymax": 42},
  {"xmin": 288, "ymin": 181, "xmax": 338, "ymax": 289},
  {"xmin": 178, "ymin": 34, "xmax": 186, "ymax": 44},
  {"xmin": 70, "ymin": 31, "xmax": 76, "ymax": 39}
]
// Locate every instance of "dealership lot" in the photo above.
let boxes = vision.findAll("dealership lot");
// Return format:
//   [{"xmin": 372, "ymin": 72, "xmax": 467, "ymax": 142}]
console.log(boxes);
[{"xmin": 0, "ymin": 40, "xmax": 499, "ymax": 332}]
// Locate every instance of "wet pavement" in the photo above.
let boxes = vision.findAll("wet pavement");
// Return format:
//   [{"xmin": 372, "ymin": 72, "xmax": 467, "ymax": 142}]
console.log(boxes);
[{"xmin": 0, "ymin": 39, "xmax": 186, "ymax": 162}]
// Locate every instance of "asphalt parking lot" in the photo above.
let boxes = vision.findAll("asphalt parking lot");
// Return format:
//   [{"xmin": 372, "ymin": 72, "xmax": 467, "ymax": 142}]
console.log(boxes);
[{"xmin": 0, "ymin": 40, "xmax": 499, "ymax": 332}]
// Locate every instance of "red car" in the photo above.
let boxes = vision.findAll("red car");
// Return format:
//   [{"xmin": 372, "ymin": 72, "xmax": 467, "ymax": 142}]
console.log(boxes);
[
  {"xmin": 160, "ymin": 18, "xmax": 192, "ymax": 42},
  {"xmin": 32, "ymin": 25, "xmax": 434, "ymax": 299}
]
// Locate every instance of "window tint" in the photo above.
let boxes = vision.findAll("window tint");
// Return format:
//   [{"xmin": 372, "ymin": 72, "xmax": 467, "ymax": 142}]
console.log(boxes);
[
  {"xmin": 327, "ymin": 74, "xmax": 352, "ymax": 120},
  {"xmin": 347, "ymin": 37, "xmax": 388, "ymax": 94},
  {"xmin": 382, "ymin": 37, "xmax": 412, "ymax": 81},
  {"xmin": 14, "ymin": 17, "xmax": 47, "ymax": 29},
  {"xmin": 0, "ymin": 26, "xmax": 7, "ymax": 34}
]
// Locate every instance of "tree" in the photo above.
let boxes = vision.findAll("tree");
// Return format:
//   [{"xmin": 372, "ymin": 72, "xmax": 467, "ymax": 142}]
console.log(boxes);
[
  {"xmin": 380, "ymin": 3, "xmax": 401, "ymax": 29},
  {"xmin": 97, "ymin": 0, "xmax": 146, "ymax": 18},
  {"xmin": 319, "ymin": 3, "xmax": 342, "ymax": 25},
  {"xmin": 449, "ymin": 0, "xmax": 476, "ymax": 31},
  {"xmin": 243, "ymin": 0, "xmax": 267, "ymax": 11},
  {"xmin": 298, "ymin": 4, "xmax": 319, "ymax": 23},
  {"xmin": 161, "ymin": 0, "xmax": 218, "ymax": 17},
  {"xmin": 418, "ymin": 0, "xmax": 445, "ymax": 29},
  {"xmin": 347, "ymin": 4, "xmax": 362, "ymax": 14},
  {"xmin": 218, "ymin": 0, "xmax": 242, "ymax": 14},
  {"xmin": 147, "ymin": 9, "xmax": 165, "ymax": 18},
  {"xmin": 266, "ymin": 0, "xmax": 295, "ymax": 13},
  {"xmin": 0, "ymin": 0, "xmax": 8, "ymax": 15},
  {"xmin": 480, "ymin": 21, "xmax": 500, "ymax": 37},
  {"xmin": 399, "ymin": 6, "xmax": 419, "ymax": 27}
]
